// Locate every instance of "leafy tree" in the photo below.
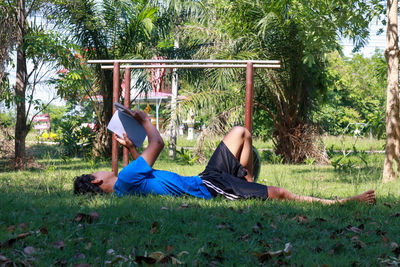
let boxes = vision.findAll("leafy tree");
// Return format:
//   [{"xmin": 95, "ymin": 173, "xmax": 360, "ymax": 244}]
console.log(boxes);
[
  {"xmin": 178, "ymin": 0, "xmax": 383, "ymax": 163},
  {"xmin": 43, "ymin": 103, "xmax": 66, "ymax": 132},
  {"xmin": 49, "ymin": 0, "xmax": 158, "ymax": 156},
  {"xmin": 0, "ymin": 0, "xmax": 70, "ymax": 169},
  {"xmin": 314, "ymin": 51, "xmax": 386, "ymax": 137}
]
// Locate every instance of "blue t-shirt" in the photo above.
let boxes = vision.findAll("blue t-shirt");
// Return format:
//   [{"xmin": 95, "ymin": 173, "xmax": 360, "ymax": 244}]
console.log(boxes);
[{"xmin": 113, "ymin": 156, "xmax": 212, "ymax": 199}]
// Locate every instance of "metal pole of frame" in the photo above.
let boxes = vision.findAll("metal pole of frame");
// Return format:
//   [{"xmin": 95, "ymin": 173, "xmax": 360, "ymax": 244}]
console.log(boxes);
[
  {"xmin": 112, "ymin": 62, "xmax": 120, "ymax": 175},
  {"xmin": 245, "ymin": 62, "xmax": 254, "ymax": 133},
  {"xmin": 123, "ymin": 68, "xmax": 131, "ymax": 167}
]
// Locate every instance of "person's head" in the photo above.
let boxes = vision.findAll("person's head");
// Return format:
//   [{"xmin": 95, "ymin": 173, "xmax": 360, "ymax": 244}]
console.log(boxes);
[{"xmin": 74, "ymin": 171, "xmax": 117, "ymax": 195}]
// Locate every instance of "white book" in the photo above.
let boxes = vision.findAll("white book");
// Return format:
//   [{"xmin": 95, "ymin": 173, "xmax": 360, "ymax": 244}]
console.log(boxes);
[{"xmin": 107, "ymin": 110, "xmax": 147, "ymax": 148}]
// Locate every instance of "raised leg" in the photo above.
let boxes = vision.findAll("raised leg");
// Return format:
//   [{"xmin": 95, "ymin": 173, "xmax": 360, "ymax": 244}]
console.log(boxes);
[
  {"xmin": 267, "ymin": 186, "xmax": 376, "ymax": 205},
  {"xmin": 222, "ymin": 126, "xmax": 253, "ymax": 182}
]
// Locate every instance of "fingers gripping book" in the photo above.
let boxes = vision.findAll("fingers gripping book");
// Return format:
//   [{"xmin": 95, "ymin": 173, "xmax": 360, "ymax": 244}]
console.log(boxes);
[{"xmin": 107, "ymin": 103, "xmax": 147, "ymax": 148}]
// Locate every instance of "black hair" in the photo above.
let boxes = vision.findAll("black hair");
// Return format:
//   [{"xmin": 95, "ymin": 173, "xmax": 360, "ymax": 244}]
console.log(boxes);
[{"xmin": 73, "ymin": 174, "xmax": 105, "ymax": 195}]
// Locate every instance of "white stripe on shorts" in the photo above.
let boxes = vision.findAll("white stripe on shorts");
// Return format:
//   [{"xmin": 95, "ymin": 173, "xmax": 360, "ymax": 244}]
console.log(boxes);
[{"xmin": 202, "ymin": 180, "xmax": 240, "ymax": 200}]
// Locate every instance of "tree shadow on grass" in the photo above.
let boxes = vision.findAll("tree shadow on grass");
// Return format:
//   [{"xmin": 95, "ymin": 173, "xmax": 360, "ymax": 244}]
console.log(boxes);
[
  {"xmin": 0, "ymin": 186, "xmax": 399, "ymax": 266},
  {"xmin": 27, "ymin": 143, "xmax": 65, "ymax": 159}
]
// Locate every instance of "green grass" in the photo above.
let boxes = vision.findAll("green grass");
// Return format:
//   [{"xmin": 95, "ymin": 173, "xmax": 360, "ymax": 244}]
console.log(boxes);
[
  {"xmin": 0, "ymin": 143, "xmax": 399, "ymax": 266},
  {"xmin": 176, "ymin": 135, "xmax": 385, "ymax": 153},
  {"xmin": 322, "ymin": 135, "xmax": 386, "ymax": 152}
]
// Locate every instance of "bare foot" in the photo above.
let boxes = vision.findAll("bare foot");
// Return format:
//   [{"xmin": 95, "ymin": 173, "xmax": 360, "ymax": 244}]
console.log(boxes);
[{"xmin": 339, "ymin": 189, "xmax": 376, "ymax": 205}]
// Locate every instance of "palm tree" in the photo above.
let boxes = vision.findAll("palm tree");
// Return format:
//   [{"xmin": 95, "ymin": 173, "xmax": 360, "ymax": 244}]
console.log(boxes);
[
  {"xmin": 50, "ymin": 0, "xmax": 158, "ymax": 155},
  {"xmin": 177, "ymin": 0, "xmax": 382, "ymax": 163}
]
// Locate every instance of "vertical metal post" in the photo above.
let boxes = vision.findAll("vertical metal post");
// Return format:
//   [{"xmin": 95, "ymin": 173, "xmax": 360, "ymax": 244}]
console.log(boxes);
[
  {"xmin": 112, "ymin": 62, "xmax": 120, "ymax": 175},
  {"xmin": 245, "ymin": 61, "xmax": 254, "ymax": 133},
  {"xmin": 123, "ymin": 67, "xmax": 131, "ymax": 167}
]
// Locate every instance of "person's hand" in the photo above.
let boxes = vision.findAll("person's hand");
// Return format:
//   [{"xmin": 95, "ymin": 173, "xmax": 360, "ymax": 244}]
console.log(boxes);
[
  {"xmin": 115, "ymin": 133, "xmax": 135, "ymax": 150},
  {"xmin": 127, "ymin": 109, "xmax": 149, "ymax": 125}
]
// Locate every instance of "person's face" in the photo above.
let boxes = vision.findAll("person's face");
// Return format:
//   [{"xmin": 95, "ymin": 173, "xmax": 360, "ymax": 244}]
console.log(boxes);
[{"xmin": 91, "ymin": 171, "xmax": 117, "ymax": 193}]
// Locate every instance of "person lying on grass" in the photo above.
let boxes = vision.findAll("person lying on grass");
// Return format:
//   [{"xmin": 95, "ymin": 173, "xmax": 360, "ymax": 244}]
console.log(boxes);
[{"xmin": 74, "ymin": 109, "xmax": 375, "ymax": 205}]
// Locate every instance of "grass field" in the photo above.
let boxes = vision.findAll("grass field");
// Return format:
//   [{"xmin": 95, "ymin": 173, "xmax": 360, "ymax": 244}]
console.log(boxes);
[{"xmin": 1, "ymin": 142, "xmax": 399, "ymax": 266}]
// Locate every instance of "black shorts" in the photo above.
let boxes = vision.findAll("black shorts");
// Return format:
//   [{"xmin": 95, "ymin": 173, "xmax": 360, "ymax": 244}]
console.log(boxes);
[{"xmin": 199, "ymin": 141, "xmax": 268, "ymax": 200}]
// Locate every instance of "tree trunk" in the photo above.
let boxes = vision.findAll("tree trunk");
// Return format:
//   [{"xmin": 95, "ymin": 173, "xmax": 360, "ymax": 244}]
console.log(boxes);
[
  {"xmin": 169, "ymin": 36, "xmax": 179, "ymax": 159},
  {"xmin": 383, "ymin": 0, "xmax": 400, "ymax": 182},
  {"xmin": 93, "ymin": 68, "xmax": 113, "ymax": 157},
  {"xmin": 14, "ymin": 0, "xmax": 27, "ymax": 170}
]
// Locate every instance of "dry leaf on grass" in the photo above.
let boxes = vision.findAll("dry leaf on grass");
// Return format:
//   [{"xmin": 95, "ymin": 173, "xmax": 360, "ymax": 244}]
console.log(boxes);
[
  {"xmin": 291, "ymin": 215, "xmax": 309, "ymax": 224},
  {"xmin": 0, "ymin": 232, "xmax": 31, "ymax": 248},
  {"xmin": 253, "ymin": 243, "xmax": 292, "ymax": 263},
  {"xmin": 7, "ymin": 225, "xmax": 15, "ymax": 233},
  {"xmin": 24, "ymin": 246, "xmax": 35, "ymax": 255},
  {"xmin": 53, "ymin": 240, "xmax": 66, "ymax": 250},
  {"xmin": 39, "ymin": 226, "xmax": 48, "ymax": 235},
  {"xmin": 150, "ymin": 221, "xmax": 159, "ymax": 234},
  {"xmin": 73, "ymin": 212, "xmax": 99, "ymax": 224}
]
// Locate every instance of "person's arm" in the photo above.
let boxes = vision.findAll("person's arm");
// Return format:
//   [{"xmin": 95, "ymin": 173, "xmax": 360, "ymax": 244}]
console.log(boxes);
[
  {"xmin": 115, "ymin": 133, "xmax": 140, "ymax": 160},
  {"xmin": 118, "ymin": 109, "xmax": 164, "ymax": 167}
]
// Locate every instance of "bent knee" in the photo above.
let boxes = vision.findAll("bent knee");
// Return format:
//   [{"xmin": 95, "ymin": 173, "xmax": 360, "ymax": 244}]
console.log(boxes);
[{"xmin": 230, "ymin": 126, "xmax": 251, "ymax": 140}]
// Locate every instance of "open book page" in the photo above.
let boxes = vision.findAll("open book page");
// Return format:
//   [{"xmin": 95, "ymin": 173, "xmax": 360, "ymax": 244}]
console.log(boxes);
[{"xmin": 107, "ymin": 111, "xmax": 147, "ymax": 148}]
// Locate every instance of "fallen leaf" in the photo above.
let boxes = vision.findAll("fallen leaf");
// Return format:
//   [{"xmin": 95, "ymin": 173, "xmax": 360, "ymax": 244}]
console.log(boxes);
[
  {"xmin": 53, "ymin": 240, "xmax": 65, "ymax": 250},
  {"xmin": 73, "ymin": 212, "xmax": 99, "ymax": 224},
  {"xmin": 392, "ymin": 242, "xmax": 400, "ymax": 257},
  {"xmin": 74, "ymin": 253, "xmax": 85, "ymax": 260},
  {"xmin": 7, "ymin": 225, "xmax": 15, "ymax": 233},
  {"xmin": 40, "ymin": 226, "xmax": 48, "ymax": 235},
  {"xmin": 240, "ymin": 234, "xmax": 250, "ymax": 242},
  {"xmin": 253, "ymin": 243, "xmax": 291, "ymax": 263},
  {"xmin": 105, "ymin": 255, "xmax": 128, "ymax": 265},
  {"xmin": 150, "ymin": 222, "xmax": 158, "ymax": 234},
  {"xmin": 0, "ymin": 255, "xmax": 9, "ymax": 262},
  {"xmin": 347, "ymin": 226, "xmax": 362, "ymax": 234},
  {"xmin": 353, "ymin": 239, "xmax": 366, "ymax": 249},
  {"xmin": 270, "ymin": 222, "xmax": 277, "ymax": 229},
  {"xmin": 381, "ymin": 235, "xmax": 390, "ymax": 243},
  {"xmin": 0, "ymin": 232, "xmax": 31, "ymax": 248},
  {"xmin": 161, "ymin": 206, "xmax": 168, "ymax": 210},
  {"xmin": 24, "ymin": 246, "xmax": 35, "ymax": 255},
  {"xmin": 177, "ymin": 251, "xmax": 189, "ymax": 257},
  {"xmin": 107, "ymin": 249, "xmax": 115, "ymax": 255},
  {"xmin": 284, "ymin": 243, "xmax": 292, "ymax": 255},
  {"xmin": 217, "ymin": 222, "xmax": 227, "ymax": 229},
  {"xmin": 291, "ymin": 215, "xmax": 309, "ymax": 224},
  {"xmin": 149, "ymin": 251, "xmax": 165, "ymax": 261}
]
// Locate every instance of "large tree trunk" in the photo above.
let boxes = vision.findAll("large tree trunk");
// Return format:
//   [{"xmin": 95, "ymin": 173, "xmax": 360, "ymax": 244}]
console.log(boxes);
[
  {"xmin": 14, "ymin": 0, "xmax": 27, "ymax": 170},
  {"xmin": 93, "ymin": 68, "xmax": 113, "ymax": 157},
  {"xmin": 383, "ymin": 0, "xmax": 400, "ymax": 182}
]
